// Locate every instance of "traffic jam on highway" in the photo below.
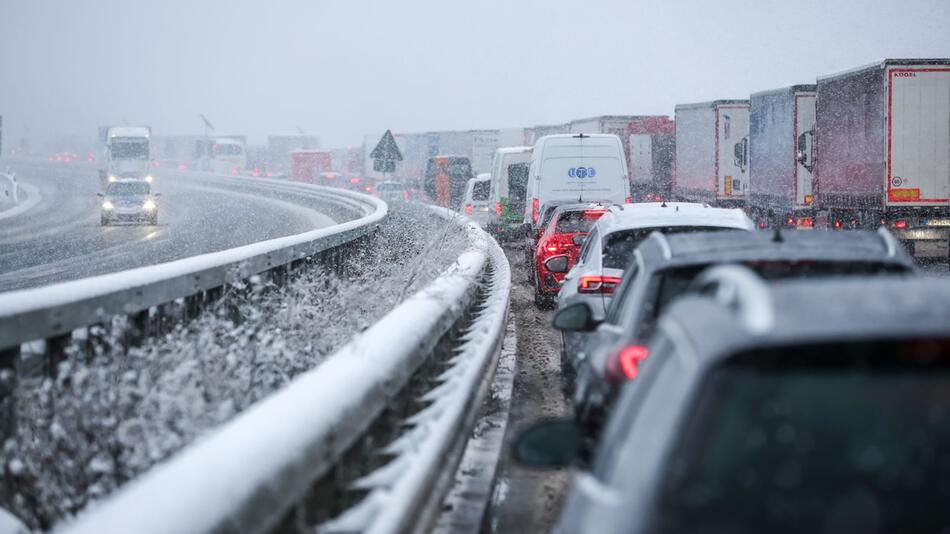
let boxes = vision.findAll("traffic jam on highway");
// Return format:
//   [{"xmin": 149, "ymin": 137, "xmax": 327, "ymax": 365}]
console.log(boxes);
[{"xmin": 2, "ymin": 2, "xmax": 950, "ymax": 531}]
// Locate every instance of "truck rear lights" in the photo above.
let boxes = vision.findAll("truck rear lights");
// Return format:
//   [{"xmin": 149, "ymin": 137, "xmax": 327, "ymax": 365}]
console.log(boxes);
[
  {"xmin": 785, "ymin": 216, "xmax": 795, "ymax": 226},
  {"xmin": 605, "ymin": 345, "xmax": 649, "ymax": 381},
  {"xmin": 833, "ymin": 219, "xmax": 843, "ymax": 229},
  {"xmin": 532, "ymin": 198, "xmax": 539, "ymax": 223},
  {"xmin": 894, "ymin": 219, "xmax": 908, "ymax": 229},
  {"xmin": 798, "ymin": 217, "xmax": 814, "ymax": 228},
  {"xmin": 578, "ymin": 275, "xmax": 621, "ymax": 294},
  {"xmin": 350, "ymin": 177, "xmax": 361, "ymax": 184},
  {"xmin": 495, "ymin": 202, "xmax": 503, "ymax": 216},
  {"xmin": 625, "ymin": 197, "xmax": 632, "ymax": 204}
]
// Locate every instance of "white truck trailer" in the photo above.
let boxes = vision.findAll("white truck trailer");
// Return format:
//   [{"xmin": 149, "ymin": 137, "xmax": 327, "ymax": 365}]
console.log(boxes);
[{"xmin": 673, "ymin": 100, "xmax": 750, "ymax": 206}]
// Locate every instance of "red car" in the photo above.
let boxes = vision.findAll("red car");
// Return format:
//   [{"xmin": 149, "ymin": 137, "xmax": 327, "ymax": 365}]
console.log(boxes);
[{"xmin": 533, "ymin": 203, "xmax": 609, "ymax": 308}]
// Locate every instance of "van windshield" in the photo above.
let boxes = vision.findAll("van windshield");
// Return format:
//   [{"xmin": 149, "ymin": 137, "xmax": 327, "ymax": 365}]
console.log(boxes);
[{"xmin": 472, "ymin": 181, "xmax": 490, "ymax": 201}]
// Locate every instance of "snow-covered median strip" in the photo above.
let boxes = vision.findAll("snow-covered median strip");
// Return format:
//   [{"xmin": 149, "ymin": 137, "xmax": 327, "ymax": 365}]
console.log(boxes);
[{"xmin": 54, "ymin": 211, "xmax": 507, "ymax": 534}]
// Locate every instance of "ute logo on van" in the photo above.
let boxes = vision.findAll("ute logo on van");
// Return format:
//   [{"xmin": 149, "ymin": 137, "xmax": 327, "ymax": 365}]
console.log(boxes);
[{"xmin": 568, "ymin": 167, "xmax": 596, "ymax": 178}]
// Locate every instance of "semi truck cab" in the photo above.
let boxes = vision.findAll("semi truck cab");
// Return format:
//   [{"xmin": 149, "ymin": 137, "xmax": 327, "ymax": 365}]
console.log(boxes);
[{"xmin": 100, "ymin": 127, "xmax": 152, "ymax": 187}]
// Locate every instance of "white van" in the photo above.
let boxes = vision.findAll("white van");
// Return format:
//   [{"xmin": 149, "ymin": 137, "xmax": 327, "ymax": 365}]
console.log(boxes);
[
  {"xmin": 488, "ymin": 146, "xmax": 533, "ymax": 234},
  {"xmin": 524, "ymin": 134, "xmax": 630, "ymax": 224},
  {"xmin": 461, "ymin": 173, "xmax": 493, "ymax": 227}
]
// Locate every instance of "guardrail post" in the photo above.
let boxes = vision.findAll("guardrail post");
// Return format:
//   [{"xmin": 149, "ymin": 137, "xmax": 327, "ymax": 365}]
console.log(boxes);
[
  {"xmin": 0, "ymin": 345, "xmax": 19, "ymax": 443},
  {"xmin": 45, "ymin": 333, "xmax": 71, "ymax": 378}
]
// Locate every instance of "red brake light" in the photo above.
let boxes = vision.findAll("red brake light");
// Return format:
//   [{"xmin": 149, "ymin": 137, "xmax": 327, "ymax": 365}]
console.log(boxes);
[
  {"xmin": 545, "ymin": 243, "xmax": 559, "ymax": 253},
  {"xmin": 532, "ymin": 198, "xmax": 539, "ymax": 223},
  {"xmin": 757, "ymin": 221, "xmax": 767, "ymax": 229},
  {"xmin": 605, "ymin": 345, "xmax": 649, "ymax": 381},
  {"xmin": 364, "ymin": 186, "xmax": 373, "ymax": 193},
  {"xmin": 402, "ymin": 190, "xmax": 410, "ymax": 200},
  {"xmin": 584, "ymin": 210, "xmax": 607, "ymax": 219},
  {"xmin": 464, "ymin": 204, "xmax": 473, "ymax": 215},
  {"xmin": 833, "ymin": 219, "xmax": 843, "ymax": 229},
  {"xmin": 894, "ymin": 219, "xmax": 907, "ymax": 229},
  {"xmin": 798, "ymin": 217, "xmax": 814, "ymax": 228},
  {"xmin": 578, "ymin": 275, "xmax": 622, "ymax": 294},
  {"xmin": 625, "ymin": 197, "xmax": 632, "ymax": 204},
  {"xmin": 785, "ymin": 216, "xmax": 794, "ymax": 226},
  {"xmin": 496, "ymin": 202, "xmax": 503, "ymax": 216},
  {"xmin": 266, "ymin": 172, "xmax": 273, "ymax": 177},
  {"xmin": 231, "ymin": 168, "xmax": 238, "ymax": 175},
  {"xmin": 350, "ymin": 177, "xmax": 361, "ymax": 184}
]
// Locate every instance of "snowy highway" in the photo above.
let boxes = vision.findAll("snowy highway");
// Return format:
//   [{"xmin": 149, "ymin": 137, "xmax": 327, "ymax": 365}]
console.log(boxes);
[{"xmin": 0, "ymin": 161, "xmax": 338, "ymax": 292}]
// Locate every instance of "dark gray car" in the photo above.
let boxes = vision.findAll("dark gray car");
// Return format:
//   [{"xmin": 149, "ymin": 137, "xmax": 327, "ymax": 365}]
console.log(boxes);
[
  {"xmin": 555, "ymin": 228, "xmax": 917, "ymax": 437},
  {"xmin": 518, "ymin": 272, "xmax": 950, "ymax": 533},
  {"xmin": 99, "ymin": 179, "xmax": 160, "ymax": 226}
]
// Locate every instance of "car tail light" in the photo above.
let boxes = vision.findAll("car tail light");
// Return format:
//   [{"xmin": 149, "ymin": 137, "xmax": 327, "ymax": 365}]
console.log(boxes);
[
  {"xmin": 350, "ymin": 177, "xmax": 361, "ymax": 184},
  {"xmin": 402, "ymin": 191, "xmax": 410, "ymax": 200},
  {"xmin": 880, "ymin": 218, "xmax": 887, "ymax": 226},
  {"xmin": 894, "ymin": 219, "xmax": 907, "ymax": 229},
  {"xmin": 231, "ymin": 168, "xmax": 238, "ymax": 175},
  {"xmin": 364, "ymin": 186, "xmax": 373, "ymax": 193},
  {"xmin": 464, "ymin": 204, "xmax": 473, "ymax": 215},
  {"xmin": 798, "ymin": 217, "xmax": 814, "ymax": 228},
  {"xmin": 496, "ymin": 202, "xmax": 502, "ymax": 216},
  {"xmin": 532, "ymin": 198, "xmax": 539, "ymax": 223},
  {"xmin": 833, "ymin": 219, "xmax": 843, "ymax": 229},
  {"xmin": 578, "ymin": 275, "xmax": 622, "ymax": 294},
  {"xmin": 757, "ymin": 221, "xmax": 767, "ymax": 229},
  {"xmin": 605, "ymin": 345, "xmax": 649, "ymax": 381},
  {"xmin": 266, "ymin": 172, "xmax": 273, "ymax": 177},
  {"xmin": 584, "ymin": 210, "xmax": 607, "ymax": 219},
  {"xmin": 785, "ymin": 216, "xmax": 794, "ymax": 226},
  {"xmin": 625, "ymin": 197, "xmax": 632, "ymax": 204}
]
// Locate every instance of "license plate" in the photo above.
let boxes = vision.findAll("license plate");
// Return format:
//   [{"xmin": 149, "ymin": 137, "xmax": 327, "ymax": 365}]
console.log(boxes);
[{"xmin": 926, "ymin": 219, "xmax": 950, "ymax": 227}]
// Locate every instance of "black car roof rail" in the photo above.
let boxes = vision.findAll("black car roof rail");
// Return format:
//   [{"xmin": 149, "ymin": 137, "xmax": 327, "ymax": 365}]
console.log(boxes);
[
  {"xmin": 876, "ymin": 227, "xmax": 898, "ymax": 257},
  {"xmin": 688, "ymin": 264, "xmax": 775, "ymax": 335}
]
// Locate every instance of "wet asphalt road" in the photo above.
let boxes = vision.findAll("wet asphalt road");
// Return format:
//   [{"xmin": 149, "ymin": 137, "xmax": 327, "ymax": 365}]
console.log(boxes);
[{"xmin": 0, "ymin": 160, "xmax": 337, "ymax": 292}]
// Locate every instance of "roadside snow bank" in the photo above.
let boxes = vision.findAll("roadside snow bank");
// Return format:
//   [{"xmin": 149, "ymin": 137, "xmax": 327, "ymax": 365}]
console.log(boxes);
[{"xmin": 0, "ymin": 204, "xmax": 470, "ymax": 531}]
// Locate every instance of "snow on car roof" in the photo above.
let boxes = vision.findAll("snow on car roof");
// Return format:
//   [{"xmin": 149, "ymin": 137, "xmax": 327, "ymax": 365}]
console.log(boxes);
[
  {"xmin": 595, "ymin": 202, "xmax": 754, "ymax": 234},
  {"xmin": 109, "ymin": 127, "xmax": 150, "ymax": 138},
  {"xmin": 496, "ymin": 146, "xmax": 532, "ymax": 154}
]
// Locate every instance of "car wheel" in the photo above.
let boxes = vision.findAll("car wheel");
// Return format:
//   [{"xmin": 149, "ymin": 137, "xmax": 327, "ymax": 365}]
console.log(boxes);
[{"xmin": 100, "ymin": 214, "xmax": 109, "ymax": 226}]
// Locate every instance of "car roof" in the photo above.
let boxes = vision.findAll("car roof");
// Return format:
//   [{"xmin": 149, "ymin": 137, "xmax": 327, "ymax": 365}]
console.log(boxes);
[
  {"xmin": 662, "ymin": 275, "xmax": 950, "ymax": 370},
  {"xmin": 597, "ymin": 202, "xmax": 753, "ymax": 234},
  {"xmin": 634, "ymin": 228, "xmax": 914, "ymax": 271},
  {"xmin": 496, "ymin": 146, "xmax": 532, "ymax": 154}
]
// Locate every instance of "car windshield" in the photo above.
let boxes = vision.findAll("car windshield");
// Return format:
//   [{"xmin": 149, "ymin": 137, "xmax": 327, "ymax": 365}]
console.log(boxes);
[
  {"xmin": 110, "ymin": 141, "xmax": 149, "ymax": 160},
  {"xmin": 106, "ymin": 182, "xmax": 150, "ymax": 195},
  {"xmin": 554, "ymin": 210, "xmax": 607, "ymax": 233},
  {"xmin": 603, "ymin": 227, "xmax": 742, "ymax": 269},
  {"xmin": 214, "ymin": 143, "xmax": 243, "ymax": 156},
  {"xmin": 654, "ymin": 339, "xmax": 950, "ymax": 533},
  {"xmin": 507, "ymin": 162, "xmax": 529, "ymax": 206}
]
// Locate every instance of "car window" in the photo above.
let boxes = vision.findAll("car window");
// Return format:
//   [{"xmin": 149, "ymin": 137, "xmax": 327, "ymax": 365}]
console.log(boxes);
[
  {"xmin": 106, "ymin": 182, "xmax": 150, "ymax": 195},
  {"xmin": 653, "ymin": 338, "xmax": 950, "ymax": 533},
  {"xmin": 472, "ymin": 181, "xmax": 490, "ymax": 201},
  {"xmin": 603, "ymin": 227, "xmax": 742, "ymax": 270},
  {"xmin": 578, "ymin": 227, "xmax": 600, "ymax": 264},
  {"xmin": 606, "ymin": 259, "xmax": 640, "ymax": 324},
  {"xmin": 555, "ymin": 210, "xmax": 606, "ymax": 234}
]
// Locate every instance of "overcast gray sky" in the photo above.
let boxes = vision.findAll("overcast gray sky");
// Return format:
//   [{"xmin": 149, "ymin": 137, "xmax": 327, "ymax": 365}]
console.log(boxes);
[{"xmin": 1, "ymin": 0, "xmax": 948, "ymax": 149}]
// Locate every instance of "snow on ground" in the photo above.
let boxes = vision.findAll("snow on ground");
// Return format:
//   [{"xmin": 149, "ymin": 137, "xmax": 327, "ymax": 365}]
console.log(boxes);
[{"xmin": 0, "ymin": 203, "xmax": 470, "ymax": 531}]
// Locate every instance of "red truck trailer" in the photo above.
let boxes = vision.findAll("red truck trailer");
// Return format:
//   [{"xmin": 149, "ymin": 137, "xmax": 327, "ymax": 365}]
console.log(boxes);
[
  {"xmin": 815, "ymin": 59, "xmax": 950, "ymax": 260},
  {"xmin": 748, "ymin": 85, "xmax": 817, "ymax": 228},
  {"xmin": 673, "ymin": 100, "xmax": 750, "ymax": 206},
  {"xmin": 291, "ymin": 149, "xmax": 332, "ymax": 182}
]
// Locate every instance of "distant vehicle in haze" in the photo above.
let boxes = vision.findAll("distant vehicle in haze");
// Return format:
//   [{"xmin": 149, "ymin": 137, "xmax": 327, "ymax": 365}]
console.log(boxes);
[
  {"xmin": 98, "ymin": 179, "xmax": 160, "ymax": 226},
  {"xmin": 375, "ymin": 180, "xmax": 410, "ymax": 202},
  {"xmin": 461, "ymin": 174, "xmax": 493, "ymax": 226},
  {"xmin": 98, "ymin": 126, "xmax": 152, "ymax": 187},
  {"xmin": 673, "ymin": 100, "xmax": 750, "ymax": 206},
  {"xmin": 195, "ymin": 137, "xmax": 247, "ymax": 175},
  {"xmin": 487, "ymin": 146, "xmax": 532, "ymax": 239},
  {"xmin": 423, "ymin": 155, "xmax": 473, "ymax": 209},
  {"xmin": 524, "ymin": 134, "xmax": 631, "ymax": 225}
]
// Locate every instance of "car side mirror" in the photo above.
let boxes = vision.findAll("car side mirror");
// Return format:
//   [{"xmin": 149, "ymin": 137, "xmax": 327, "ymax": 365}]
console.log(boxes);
[
  {"xmin": 511, "ymin": 418, "xmax": 579, "ymax": 468},
  {"xmin": 552, "ymin": 302, "xmax": 600, "ymax": 332}
]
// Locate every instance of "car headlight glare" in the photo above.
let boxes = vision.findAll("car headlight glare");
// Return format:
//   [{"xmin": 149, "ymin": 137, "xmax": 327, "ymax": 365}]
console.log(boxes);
[
  {"xmin": 142, "ymin": 199, "xmax": 156, "ymax": 210},
  {"xmin": 145, "ymin": 175, "xmax": 154, "ymax": 183},
  {"xmin": 102, "ymin": 201, "xmax": 114, "ymax": 210},
  {"xmin": 108, "ymin": 175, "xmax": 117, "ymax": 182}
]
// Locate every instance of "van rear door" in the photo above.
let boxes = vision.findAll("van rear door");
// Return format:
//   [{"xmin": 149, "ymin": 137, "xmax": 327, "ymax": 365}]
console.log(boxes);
[{"xmin": 539, "ymin": 146, "xmax": 628, "ymax": 203}]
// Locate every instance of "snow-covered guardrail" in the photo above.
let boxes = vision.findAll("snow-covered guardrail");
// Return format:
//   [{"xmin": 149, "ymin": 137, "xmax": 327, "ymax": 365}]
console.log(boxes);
[
  {"xmin": 56, "ymin": 210, "xmax": 512, "ymax": 534},
  {"xmin": 0, "ymin": 180, "xmax": 387, "ymax": 358}
]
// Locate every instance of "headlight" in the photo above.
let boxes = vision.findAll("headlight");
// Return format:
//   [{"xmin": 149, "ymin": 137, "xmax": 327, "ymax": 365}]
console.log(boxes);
[
  {"xmin": 145, "ymin": 175, "xmax": 154, "ymax": 183},
  {"xmin": 142, "ymin": 199, "xmax": 156, "ymax": 210},
  {"xmin": 108, "ymin": 175, "xmax": 117, "ymax": 182},
  {"xmin": 102, "ymin": 201, "xmax": 114, "ymax": 210}
]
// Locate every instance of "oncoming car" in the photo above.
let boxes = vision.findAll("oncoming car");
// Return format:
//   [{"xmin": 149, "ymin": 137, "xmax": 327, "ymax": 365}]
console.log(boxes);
[{"xmin": 98, "ymin": 179, "xmax": 161, "ymax": 226}]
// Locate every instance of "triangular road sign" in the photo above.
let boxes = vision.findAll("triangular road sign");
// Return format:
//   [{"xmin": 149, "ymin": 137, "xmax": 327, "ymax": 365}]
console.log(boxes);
[{"xmin": 370, "ymin": 130, "xmax": 403, "ymax": 162}]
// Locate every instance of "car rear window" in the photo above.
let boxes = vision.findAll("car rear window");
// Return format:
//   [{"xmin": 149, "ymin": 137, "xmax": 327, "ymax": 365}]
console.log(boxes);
[
  {"xmin": 603, "ymin": 227, "xmax": 742, "ymax": 269},
  {"xmin": 555, "ymin": 210, "xmax": 607, "ymax": 233},
  {"xmin": 653, "ymin": 339, "xmax": 950, "ymax": 533},
  {"xmin": 472, "ymin": 181, "xmax": 490, "ymax": 201}
]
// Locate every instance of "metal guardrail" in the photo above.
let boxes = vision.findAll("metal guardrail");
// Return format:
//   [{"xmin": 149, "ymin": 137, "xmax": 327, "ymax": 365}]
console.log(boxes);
[
  {"xmin": 55, "ymin": 210, "xmax": 512, "ymax": 534},
  {"xmin": 0, "ymin": 176, "xmax": 388, "ymax": 356}
]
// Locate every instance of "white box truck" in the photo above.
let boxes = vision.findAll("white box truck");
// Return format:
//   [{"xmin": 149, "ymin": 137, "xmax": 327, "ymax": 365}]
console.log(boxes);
[
  {"xmin": 98, "ymin": 126, "xmax": 152, "ymax": 188},
  {"xmin": 674, "ymin": 100, "xmax": 749, "ymax": 206},
  {"xmin": 815, "ymin": 58, "xmax": 950, "ymax": 260}
]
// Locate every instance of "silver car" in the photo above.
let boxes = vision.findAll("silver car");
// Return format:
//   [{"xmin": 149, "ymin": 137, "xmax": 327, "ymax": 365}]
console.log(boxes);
[{"xmin": 98, "ymin": 179, "xmax": 161, "ymax": 226}]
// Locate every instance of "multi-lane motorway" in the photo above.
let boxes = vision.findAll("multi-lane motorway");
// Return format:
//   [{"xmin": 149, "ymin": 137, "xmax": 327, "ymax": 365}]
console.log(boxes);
[{"xmin": 0, "ymin": 161, "xmax": 337, "ymax": 292}]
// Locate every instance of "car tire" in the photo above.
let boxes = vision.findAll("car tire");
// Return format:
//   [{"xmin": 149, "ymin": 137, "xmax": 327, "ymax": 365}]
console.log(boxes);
[{"xmin": 100, "ymin": 215, "xmax": 109, "ymax": 226}]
